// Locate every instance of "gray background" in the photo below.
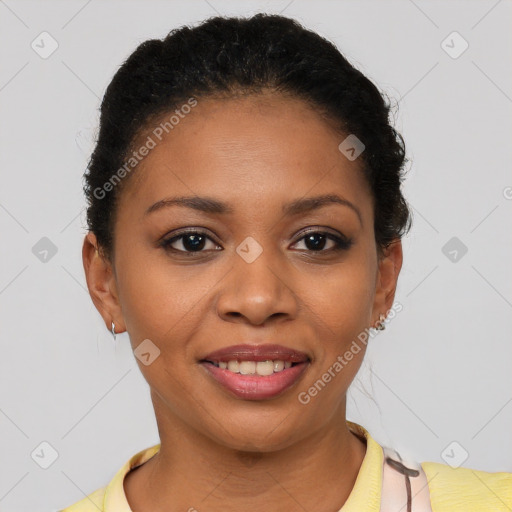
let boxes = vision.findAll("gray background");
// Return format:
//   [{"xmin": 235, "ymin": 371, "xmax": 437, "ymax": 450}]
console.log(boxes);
[{"xmin": 0, "ymin": 0, "xmax": 511, "ymax": 510}]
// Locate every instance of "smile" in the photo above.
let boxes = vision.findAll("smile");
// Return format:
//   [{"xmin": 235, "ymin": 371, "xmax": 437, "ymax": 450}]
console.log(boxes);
[{"xmin": 199, "ymin": 344, "xmax": 310, "ymax": 400}]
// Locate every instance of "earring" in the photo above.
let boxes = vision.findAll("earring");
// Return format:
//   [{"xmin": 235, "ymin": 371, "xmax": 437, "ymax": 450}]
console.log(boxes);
[
  {"xmin": 375, "ymin": 313, "xmax": 386, "ymax": 331},
  {"xmin": 111, "ymin": 320, "xmax": 116, "ymax": 341}
]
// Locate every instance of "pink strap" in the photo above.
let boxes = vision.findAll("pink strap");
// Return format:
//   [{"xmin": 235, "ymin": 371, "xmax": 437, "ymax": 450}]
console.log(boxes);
[{"xmin": 380, "ymin": 446, "xmax": 432, "ymax": 512}]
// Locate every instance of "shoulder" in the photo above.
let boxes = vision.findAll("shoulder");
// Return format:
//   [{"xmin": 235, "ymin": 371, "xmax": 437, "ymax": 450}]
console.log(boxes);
[
  {"xmin": 58, "ymin": 486, "xmax": 106, "ymax": 511},
  {"xmin": 422, "ymin": 461, "xmax": 512, "ymax": 511}
]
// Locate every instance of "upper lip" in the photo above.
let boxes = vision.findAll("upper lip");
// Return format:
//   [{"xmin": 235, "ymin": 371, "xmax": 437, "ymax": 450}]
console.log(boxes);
[{"xmin": 201, "ymin": 344, "xmax": 310, "ymax": 363}]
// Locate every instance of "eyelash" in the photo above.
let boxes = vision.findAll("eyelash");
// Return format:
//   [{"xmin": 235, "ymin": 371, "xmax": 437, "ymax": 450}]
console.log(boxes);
[{"xmin": 159, "ymin": 228, "xmax": 353, "ymax": 257}]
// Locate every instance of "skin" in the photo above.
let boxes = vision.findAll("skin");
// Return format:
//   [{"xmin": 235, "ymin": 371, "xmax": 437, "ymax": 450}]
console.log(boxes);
[{"xmin": 82, "ymin": 90, "xmax": 403, "ymax": 512}]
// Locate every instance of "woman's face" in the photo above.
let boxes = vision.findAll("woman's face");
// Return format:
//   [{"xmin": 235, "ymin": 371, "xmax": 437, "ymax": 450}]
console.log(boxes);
[{"xmin": 84, "ymin": 91, "xmax": 402, "ymax": 451}]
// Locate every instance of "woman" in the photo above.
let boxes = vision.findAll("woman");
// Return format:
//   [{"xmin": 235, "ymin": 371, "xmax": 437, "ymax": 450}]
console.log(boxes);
[{"xmin": 61, "ymin": 13, "xmax": 511, "ymax": 512}]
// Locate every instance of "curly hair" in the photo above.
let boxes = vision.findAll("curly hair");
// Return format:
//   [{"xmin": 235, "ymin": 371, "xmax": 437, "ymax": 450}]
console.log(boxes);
[{"xmin": 83, "ymin": 13, "xmax": 412, "ymax": 263}]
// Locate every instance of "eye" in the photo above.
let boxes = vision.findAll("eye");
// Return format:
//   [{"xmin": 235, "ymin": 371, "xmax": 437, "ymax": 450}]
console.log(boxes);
[
  {"xmin": 159, "ymin": 228, "xmax": 353, "ymax": 256},
  {"xmin": 291, "ymin": 229, "xmax": 353, "ymax": 253},
  {"xmin": 160, "ymin": 230, "xmax": 221, "ymax": 255}
]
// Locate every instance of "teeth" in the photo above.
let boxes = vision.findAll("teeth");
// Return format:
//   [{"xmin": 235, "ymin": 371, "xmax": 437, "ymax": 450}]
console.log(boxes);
[
  {"xmin": 256, "ymin": 360, "xmax": 274, "ymax": 376},
  {"xmin": 239, "ymin": 361, "xmax": 256, "ymax": 375},
  {"xmin": 273, "ymin": 360, "xmax": 284, "ymax": 372},
  {"xmin": 213, "ymin": 359, "xmax": 297, "ymax": 375},
  {"xmin": 227, "ymin": 360, "xmax": 239, "ymax": 372}
]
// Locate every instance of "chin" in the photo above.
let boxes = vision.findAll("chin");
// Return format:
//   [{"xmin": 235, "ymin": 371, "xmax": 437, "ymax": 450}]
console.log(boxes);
[{"xmin": 201, "ymin": 405, "xmax": 311, "ymax": 453}]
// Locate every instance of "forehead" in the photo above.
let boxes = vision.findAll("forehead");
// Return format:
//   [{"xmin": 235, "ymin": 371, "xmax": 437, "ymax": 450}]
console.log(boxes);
[{"xmin": 118, "ymin": 92, "xmax": 372, "ymax": 218}]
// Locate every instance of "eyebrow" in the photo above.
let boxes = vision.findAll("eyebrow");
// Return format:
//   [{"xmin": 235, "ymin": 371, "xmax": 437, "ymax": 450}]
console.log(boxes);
[{"xmin": 144, "ymin": 193, "xmax": 362, "ymax": 226}]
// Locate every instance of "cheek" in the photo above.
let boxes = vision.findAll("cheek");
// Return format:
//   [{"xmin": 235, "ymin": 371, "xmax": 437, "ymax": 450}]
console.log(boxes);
[
  {"xmin": 306, "ymin": 258, "xmax": 376, "ymax": 336},
  {"xmin": 296, "ymin": 263, "xmax": 374, "ymax": 411},
  {"xmin": 114, "ymin": 248, "xmax": 209, "ymax": 343}
]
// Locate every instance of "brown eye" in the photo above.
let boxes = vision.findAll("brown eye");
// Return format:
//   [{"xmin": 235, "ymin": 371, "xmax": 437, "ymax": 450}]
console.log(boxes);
[
  {"xmin": 292, "ymin": 230, "xmax": 353, "ymax": 253},
  {"xmin": 160, "ymin": 230, "xmax": 221, "ymax": 254}
]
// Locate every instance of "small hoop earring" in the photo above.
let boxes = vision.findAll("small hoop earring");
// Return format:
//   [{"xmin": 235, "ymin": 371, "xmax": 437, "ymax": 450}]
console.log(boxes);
[
  {"xmin": 375, "ymin": 314, "xmax": 386, "ymax": 331},
  {"xmin": 111, "ymin": 321, "xmax": 116, "ymax": 341}
]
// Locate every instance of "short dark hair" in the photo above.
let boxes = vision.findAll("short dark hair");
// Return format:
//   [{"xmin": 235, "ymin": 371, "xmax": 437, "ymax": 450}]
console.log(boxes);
[{"xmin": 83, "ymin": 13, "xmax": 412, "ymax": 262}]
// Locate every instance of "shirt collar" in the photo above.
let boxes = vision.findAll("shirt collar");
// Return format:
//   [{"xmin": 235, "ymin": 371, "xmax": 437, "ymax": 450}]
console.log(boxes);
[
  {"xmin": 103, "ymin": 443, "xmax": 160, "ymax": 511},
  {"xmin": 341, "ymin": 420, "xmax": 383, "ymax": 510},
  {"xmin": 103, "ymin": 421, "xmax": 383, "ymax": 511}
]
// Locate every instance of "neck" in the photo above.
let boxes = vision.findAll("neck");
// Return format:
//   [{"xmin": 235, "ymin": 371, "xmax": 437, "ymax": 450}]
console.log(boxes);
[{"xmin": 124, "ymin": 396, "xmax": 367, "ymax": 512}]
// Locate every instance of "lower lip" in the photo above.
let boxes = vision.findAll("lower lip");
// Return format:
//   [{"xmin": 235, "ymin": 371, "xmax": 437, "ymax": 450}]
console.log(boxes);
[{"xmin": 200, "ymin": 362, "xmax": 309, "ymax": 400}]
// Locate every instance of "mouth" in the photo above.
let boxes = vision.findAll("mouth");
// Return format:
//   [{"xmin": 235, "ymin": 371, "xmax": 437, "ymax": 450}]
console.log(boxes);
[{"xmin": 199, "ymin": 344, "xmax": 311, "ymax": 400}]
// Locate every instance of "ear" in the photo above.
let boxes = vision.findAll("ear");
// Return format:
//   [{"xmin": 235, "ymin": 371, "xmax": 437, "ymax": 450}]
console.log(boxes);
[
  {"xmin": 371, "ymin": 238, "xmax": 403, "ymax": 327},
  {"xmin": 82, "ymin": 232, "xmax": 126, "ymax": 335}
]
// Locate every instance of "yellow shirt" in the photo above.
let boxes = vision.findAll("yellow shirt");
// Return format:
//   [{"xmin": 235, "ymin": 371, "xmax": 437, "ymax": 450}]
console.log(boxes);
[{"xmin": 60, "ymin": 421, "xmax": 512, "ymax": 511}]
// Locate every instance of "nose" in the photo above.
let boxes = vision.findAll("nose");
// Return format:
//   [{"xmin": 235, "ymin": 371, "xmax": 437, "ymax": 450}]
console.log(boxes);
[{"xmin": 215, "ymin": 242, "xmax": 299, "ymax": 326}]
